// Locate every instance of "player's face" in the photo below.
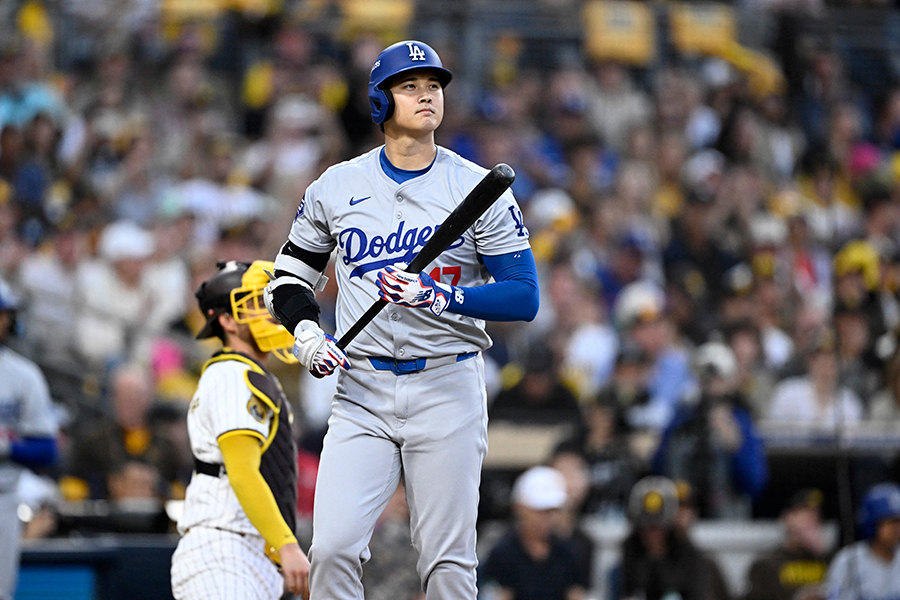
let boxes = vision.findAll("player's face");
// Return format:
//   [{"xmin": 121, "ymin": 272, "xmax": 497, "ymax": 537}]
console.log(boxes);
[
  {"xmin": 0, "ymin": 311, "xmax": 11, "ymax": 343},
  {"xmin": 386, "ymin": 70, "xmax": 444, "ymax": 136},
  {"xmin": 875, "ymin": 516, "xmax": 900, "ymax": 549}
]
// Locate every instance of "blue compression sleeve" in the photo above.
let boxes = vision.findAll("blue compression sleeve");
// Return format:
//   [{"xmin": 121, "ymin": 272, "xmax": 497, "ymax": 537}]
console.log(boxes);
[
  {"xmin": 444, "ymin": 248, "xmax": 539, "ymax": 321},
  {"xmin": 11, "ymin": 437, "xmax": 57, "ymax": 469}
]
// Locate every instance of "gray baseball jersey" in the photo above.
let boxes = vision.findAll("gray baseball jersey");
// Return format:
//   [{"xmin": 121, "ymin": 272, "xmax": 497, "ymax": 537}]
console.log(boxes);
[
  {"xmin": 0, "ymin": 346, "xmax": 58, "ymax": 600},
  {"xmin": 826, "ymin": 541, "xmax": 900, "ymax": 600},
  {"xmin": 288, "ymin": 145, "xmax": 531, "ymax": 358},
  {"xmin": 291, "ymin": 145, "xmax": 532, "ymax": 600},
  {"xmin": 0, "ymin": 347, "xmax": 57, "ymax": 493}
]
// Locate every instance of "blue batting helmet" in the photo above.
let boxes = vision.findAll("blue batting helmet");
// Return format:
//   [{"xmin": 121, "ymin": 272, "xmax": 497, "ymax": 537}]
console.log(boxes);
[
  {"xmin": 857, "ymin": 482, "xmax": 900, "ymax": 539},
  {"xmin": 368, "ymin": 40, "xmax": 452, "ymax": 125}
]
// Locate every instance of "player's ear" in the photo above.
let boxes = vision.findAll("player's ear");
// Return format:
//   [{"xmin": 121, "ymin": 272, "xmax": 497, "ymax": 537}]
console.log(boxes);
[{"xmin": 218, "ymin": 311, "xmax": 239, "ymax": 336}]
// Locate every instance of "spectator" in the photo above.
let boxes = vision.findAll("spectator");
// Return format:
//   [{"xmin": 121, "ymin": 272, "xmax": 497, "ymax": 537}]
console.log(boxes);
[
  {"xmin": 489, "ymin": 341, "xmax": 585, "ymax": 439},
  {"xmin": 832, "ymin": 240, "xmax": 888, "ymax": 354},
  {"xmin": 766, "ymin": 327, "xmax": 865, "ymax": 429},
  {"xmin": 833, "ymin": 301, "xmax": 881, "ymax": 403},
  {"xmin": 722, "ymin": 319, "xmax": 777, "ymax": 420},
  {"xmin": 479, "ymin": 465, "xmax": 589, "ymax": 600},
  {"xmin": 653, "ymin": 342, "xmax": 768, "ymax": 518},
  {"xmin": 241, "ymin": 93, "xmax": 340, "ymax": 198},
  {"xmin": 869, "ymin": 343, "xmax": 900, "ymax": 422},
  {"xmin": 825, "ymin": 483, "xmax": 900, "ymax": 600},
  {"xmin": 613, "ymin": 280, "xmax": 693, "ymax": 431},
  {"xmin": 107, "ymin": 458, "xmax": 162, "ymax": 502},
  {"xmin": 793, "ymin": 148, "xmax": 861, "ymax": 251},
  {"xmin": 672, "ymin": 482, "xmax": 733, "ymax": 600},
  {"xmin": 0, "ymin": 39, "xmax": 65, "ymax": 131},
  {"xmin": 584, "ymin": 60, "xmax": 653, "ymax": 154},
  {"xmin": 744, "ymin": 488, "xmax": 833, "ymax": 600},
  {"xmin": 617, "ymin": 476, "xmax": 725, "ymax": 600},
  {"xmin": 663, "ymin": 187, "xmax": 739, "ymax": 310},
  {"xmin": 541, "ymin": 259, "xmax": 618, "ymax": 402},
  {"xmin": 549, "ymin": 448, "xmax": 597, "ymax": 588},
  {"xmin": 65, "ymin": 362, "xmax": 186, "ymax": 499},
  {"xmin": 174, "ymin": 135, "xmax": 279, "ymax": 251},
  {"xmin": 16, "ymin": 222, "xmax": 87, "ymax": 364},
  {"xmin": 580, "ymin": 343, "xmax": 649, "ymax": 516},
  {"xmin": 777, "ymin": 214, "xmax": 832, "ymax": 317}
]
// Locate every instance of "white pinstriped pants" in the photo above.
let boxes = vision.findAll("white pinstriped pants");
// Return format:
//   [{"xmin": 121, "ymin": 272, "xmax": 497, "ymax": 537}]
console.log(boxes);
[
  {"xmin": 170, "ymin": 526, "xmax": 283, "ymax": 600},
  {"xmin": 309, "ymin": 355, "xmax": 488, "ymax": 600}
]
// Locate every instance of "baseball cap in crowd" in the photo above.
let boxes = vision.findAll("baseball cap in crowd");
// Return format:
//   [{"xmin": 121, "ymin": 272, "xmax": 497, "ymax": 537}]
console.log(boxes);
[
  {"xmin": 628, "ymin": 476, "xmax": 678, "ymax": 526},
  {"xmin": 834, "ymin": 240, "xmax": 880, "ymax": 291},
  {"xmin": 723, "ymin": 263, "xmax": 755, "ymax": 298},
  {"xmin": 692, "ymin": 341, "xmax": 737, "ymax": 382},
  {"xmin": 613, "ymin": 280, "xmax": 666, "ymax": 330},
  {"xmin": 511, "ymin": 466, "xmax": 568, "ymax": 511},
  {"xmin": 99, "ymin": 220, "xmax": 156, "ymax": 262},
  {"xmin": 783, "ymin": 488, "xmax": 824, "ymax": 515}
]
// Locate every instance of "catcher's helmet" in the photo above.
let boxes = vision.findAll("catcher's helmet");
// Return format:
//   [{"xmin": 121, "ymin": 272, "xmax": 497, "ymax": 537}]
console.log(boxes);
[
  {"xmin": 368, "ymin": 40, "xmax": 452, "ymax": 125},
  {"xmin": 857, "ymin": 482, "xmax": 900, "ymax": 540},
  {"xmin": 195, "ymin": 260, "xmax": 297, "ymax": 363}
]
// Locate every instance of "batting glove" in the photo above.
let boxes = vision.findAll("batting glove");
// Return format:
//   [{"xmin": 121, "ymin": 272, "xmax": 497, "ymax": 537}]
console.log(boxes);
[
  {"xmin": 376, "ymin": 265, "xmax": 452, "ymax": 316},
  {"xmin": 292, "ymin": 320, "xmax": 350, "ymax": 377}
]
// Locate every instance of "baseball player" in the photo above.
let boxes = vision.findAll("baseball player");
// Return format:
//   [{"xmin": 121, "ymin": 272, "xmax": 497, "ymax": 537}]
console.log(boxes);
[
  {"xmin": 825, "ymin": 482, "xmax": 900, "ymax": 600},
  {"xmin": 170, "ymin": 261, "xmax": 309, "ymax": 600},
  {"xmin": 264, "ymin": 40, "xmax": 540, "ymax": 600},
  {"xmin": 0, "ymin": 278, "xmax": 58, "ymax": 600}
]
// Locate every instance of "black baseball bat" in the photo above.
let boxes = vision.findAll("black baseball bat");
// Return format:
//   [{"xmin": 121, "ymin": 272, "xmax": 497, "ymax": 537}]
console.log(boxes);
[{"xmin": 336, "ymin": 163, "xmax": 516, "ymax": 350}]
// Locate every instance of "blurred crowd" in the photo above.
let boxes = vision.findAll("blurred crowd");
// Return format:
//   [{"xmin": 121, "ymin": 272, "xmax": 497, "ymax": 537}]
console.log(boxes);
[{"xmin": 2, "ymin": 0, "xmax": 900, "ymax": 596}]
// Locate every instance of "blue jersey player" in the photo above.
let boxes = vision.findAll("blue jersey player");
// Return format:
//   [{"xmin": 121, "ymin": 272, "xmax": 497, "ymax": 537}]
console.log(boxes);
[
  {"xmin": 265, "ymin": 40, "xmax": 540, "ymax": 599},
  {"xmin": 0, "ymin": 279, "xmax": 58, "ymax": 600}
]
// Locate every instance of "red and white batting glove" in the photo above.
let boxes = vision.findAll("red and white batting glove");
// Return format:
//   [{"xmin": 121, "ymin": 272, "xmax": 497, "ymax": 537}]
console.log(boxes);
[
  {"xmin": 292, "ymin": 320, "xmax": 350, "ymax": 377},
  {"xmin": 376, "ymin": 264, "xmax": 452, "ymax": 316}
]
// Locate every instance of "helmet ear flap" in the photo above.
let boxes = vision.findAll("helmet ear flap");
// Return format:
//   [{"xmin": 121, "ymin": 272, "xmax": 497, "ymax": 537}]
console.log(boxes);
[
  {"xmin": 382, "ymin": 89, "xmax": 394, "ymax": 124},
  {"xmin": 370, "ymin": 87, "xmax": 394, "ymax": 125}
]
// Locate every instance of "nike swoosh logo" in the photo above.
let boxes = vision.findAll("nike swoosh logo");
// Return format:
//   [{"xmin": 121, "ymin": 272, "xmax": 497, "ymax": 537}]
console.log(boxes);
[{"xmin": 349, "ymin": 196, "xmax": 371, "ymax": 206}]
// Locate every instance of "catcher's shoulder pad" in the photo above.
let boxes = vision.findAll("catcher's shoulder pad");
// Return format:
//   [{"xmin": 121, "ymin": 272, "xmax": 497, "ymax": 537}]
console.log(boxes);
[{"xmin": 244, "ymin": 369, "xmax": 284, "ymax": 413}]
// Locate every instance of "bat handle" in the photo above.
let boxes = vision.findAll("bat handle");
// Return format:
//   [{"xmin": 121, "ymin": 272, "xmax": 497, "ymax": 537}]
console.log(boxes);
[{"xmin": 336, "ymin": 298, "xmax": 388, "ymax": 350}]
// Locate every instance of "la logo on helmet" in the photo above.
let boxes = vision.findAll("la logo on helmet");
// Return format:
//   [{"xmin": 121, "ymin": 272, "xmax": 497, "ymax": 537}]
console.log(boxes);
[{"xmin": 407, "ymin": 43, "xmax": 426, "ymax": 61}]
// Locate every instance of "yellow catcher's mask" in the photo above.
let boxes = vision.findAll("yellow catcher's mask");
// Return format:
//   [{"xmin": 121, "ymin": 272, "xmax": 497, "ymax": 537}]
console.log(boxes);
[{"xmin": 230, "ymin": 261, "xmax": 297, "ymax": 364}]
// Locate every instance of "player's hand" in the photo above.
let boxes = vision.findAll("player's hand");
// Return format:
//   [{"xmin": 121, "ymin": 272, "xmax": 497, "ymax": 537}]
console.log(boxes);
[
  {"xmin": 278, "ymin": 542, "xmax": 310, "ymax": 598},
  {"xmin": 376, "ymin": 264, "xmax": 451, "ymax": 316},
  {"xmin": 292, "ymin": 320, "xmax": 350, "ymax": 377},
  {"xmin": 709, "ymin": 403, "xmax": 742, "ymax": 452}
]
